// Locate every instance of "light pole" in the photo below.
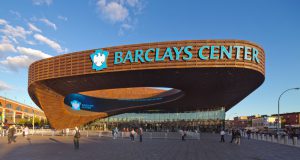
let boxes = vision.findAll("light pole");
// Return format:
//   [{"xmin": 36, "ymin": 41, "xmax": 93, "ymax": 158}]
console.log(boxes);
[{"xmin": 277, "ymin": 87, "xmax": 300, "ymax": 134}]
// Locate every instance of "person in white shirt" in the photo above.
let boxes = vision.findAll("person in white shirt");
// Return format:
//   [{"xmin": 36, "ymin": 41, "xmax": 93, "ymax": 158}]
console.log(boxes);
[
  {"xmin": 220, "ymin": 130, "xmax": 225, "ymax": 142},
  {"xmin": 24, "ymin": 126, "xmax": 29, "ymax": 138},
  {"xmin": 130, "ymin": 128, "xmax": 136, "ymax": 142}
]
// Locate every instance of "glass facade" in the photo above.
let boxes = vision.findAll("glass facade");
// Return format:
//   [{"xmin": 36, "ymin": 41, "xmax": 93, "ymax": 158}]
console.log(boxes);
[
  {"xmin": 88, "ymin": 107, "xmax": 225, "ymax": 132},
  {"xmin": 103, "ymin": 108, "xmax": 225, "ymax": 122}
]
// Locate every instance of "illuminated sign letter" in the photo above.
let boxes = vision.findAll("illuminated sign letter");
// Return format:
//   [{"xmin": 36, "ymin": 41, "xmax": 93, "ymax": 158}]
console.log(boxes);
[
  {"xmin": 114, "ymin": 52, "xmax": 123, "ymax": 64},
  {"xmin": 210, "ymin": 46, "xmax": 219, "ymax": 60},
  {"xmin": 252, "ymin": 48, "xmax": 260, "ymax": 63},
  {"xmin": 220, "ymin": 46, "xmax": 232, "ymax": 59},
  {"xmin": 123, "ymin": 50, "xmax": 134, "ymax": 63},
  {"xmin": 135, "ymin": 50, "xmax": 145, "ymax": 63},
  {"xmin": 162, "ymin": 47, "xmax": 174, "ymax": 61},
  {"xmin": 244, "ymin": 47, "xmax": 251, "ymax": 61},
  {"xmin": 198, "ymin": 46, "xmax": 209, "ymax": 60},
  {"xmin": 183, "ymin": 46, "xmax": 193, "ymax": 60},
  {"xmin": 234, "ymin": 46, "xmax": 243, "ymax": 60},
  {"xmin": 145, "ymin": 48, "xmax": 154, "ymax": 62},
  {"xmin": 155, "ymin": 48, "xmax": 164, "ymax": 61},
  {"xmin": 173, "ymin": 47, "xmax": 184, "ymax": 60}
]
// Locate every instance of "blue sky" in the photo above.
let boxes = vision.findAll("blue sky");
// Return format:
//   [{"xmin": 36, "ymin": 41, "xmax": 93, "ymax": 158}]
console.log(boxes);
[{"xmin": 0, "ymin": 0, "xmax": 299, "ymax": 119}]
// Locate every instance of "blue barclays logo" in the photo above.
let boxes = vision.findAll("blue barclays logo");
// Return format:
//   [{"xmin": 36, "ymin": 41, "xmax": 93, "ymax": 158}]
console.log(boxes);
[
  {"xmin": 90, "ymin": 49, "xmax": 109, "ymax": 71},
  {"xmin": 70, "ymin": 100, "xmax": 81, "ymax": 110}
]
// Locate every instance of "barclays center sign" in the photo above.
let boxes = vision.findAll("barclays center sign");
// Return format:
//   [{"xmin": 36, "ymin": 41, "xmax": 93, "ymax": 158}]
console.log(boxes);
[{"xmin": 90, "ymin": 45, "xmax": 261, "ymax": 71}]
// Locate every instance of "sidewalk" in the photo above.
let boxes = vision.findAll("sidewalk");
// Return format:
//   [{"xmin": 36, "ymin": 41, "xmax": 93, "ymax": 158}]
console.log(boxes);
[{"xmin": 0, "ymin": 133, "xmax": 299, "ymax": 160}]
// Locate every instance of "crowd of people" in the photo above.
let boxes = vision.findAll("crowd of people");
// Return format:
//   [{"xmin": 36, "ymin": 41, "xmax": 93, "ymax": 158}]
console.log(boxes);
[{"xmin": 219, "ymin": 129, "xmax": 243, "ymax": 145}]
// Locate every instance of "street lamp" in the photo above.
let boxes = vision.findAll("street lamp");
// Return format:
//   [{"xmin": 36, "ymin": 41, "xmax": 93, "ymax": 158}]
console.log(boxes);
[{"xmin": 277, "ymin": 87, "xmax": 300, "ymax": 134}]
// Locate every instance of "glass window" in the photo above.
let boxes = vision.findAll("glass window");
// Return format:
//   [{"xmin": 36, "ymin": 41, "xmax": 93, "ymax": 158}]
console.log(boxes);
[
  {"xmin": 6, "ymin": 104, "xmax": 12, "ymax": 109},
  {"xmin": 16, "ymin": 106, "xmax": 22, "ymax": 111}
]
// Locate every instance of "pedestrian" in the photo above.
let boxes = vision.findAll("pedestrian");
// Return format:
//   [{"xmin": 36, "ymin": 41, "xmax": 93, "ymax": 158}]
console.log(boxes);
[
  {"xmin": 235, "ymin": 130, "xmax": 241, "ymax": 145},
  {"xmin": 230, "ymin": 129, "xmax": 235, "ymax": 143},
  {"xmin": 220, "ymin": 130, "xmax": 225, "ymax": 142},
  {"xmin": 113, "ymin": 127, "xmax": 118, "ymax": 139},
  {"xmin": 138, "ymin": 127, "xmax": 143, "ymax": 142},
  {"xmin": 130, "ymin": 128, "xmax": 135, "ymax": 142},
  {"xmin": 246, "ymin": 130, "xmax": 251, "ymax": 140},
  {"xmin": 66, "ymin": 128, "xmax": 70, "ymax": 137},
  {"xmin": 24, "ymin": 126, "xmax": 29, "ymax": 138},
  {"xmin": 7, "ymin": 125, "xmax": 16, "ymax": 144},
  {"xmin": 181, "ymin": 130, "xmax": 187, "ymax": 141},
  {"xmin": 112, "ymin": 128, "xmax": 115, "ymax": 139},
  {"xmin": 73, "ymin": 127, "xmax": 80, "ymax": 150}
]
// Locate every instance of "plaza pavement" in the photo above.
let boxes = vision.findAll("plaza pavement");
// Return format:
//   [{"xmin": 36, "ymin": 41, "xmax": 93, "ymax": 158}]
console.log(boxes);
[{"xmin": 0, "ymin": 133, "xmax": 299, "ymax": 160}]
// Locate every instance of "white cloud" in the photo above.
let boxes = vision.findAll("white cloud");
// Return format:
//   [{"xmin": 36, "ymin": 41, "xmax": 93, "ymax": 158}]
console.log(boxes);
[
  {"xmin": 17, "ymin": 47, "xmax": 52, "ymax": 59},
  {"xmin": 0, "ymin": 55, "xmax": 34, "ymax": 71},
  {"xmin": 0, "ymin": 81, "xmax": 11, "ymax": 91},
  {"xmin": 34, "ymin": 34, "xmax": 65, "ymax": 53},
  {"xmin": 58, "ymin": 15, "xmax": 68, "ymax": 21},
  {"xmin": 118, "ymin": 23, "xmax": 133, "ymax": 36},
  {"xmin": 32, "ymin": 0, "xmax": 53, "ymax": 6},
  {"xmin": 0, "ymin": 43, "xmax": 17, "ymax": 52},
  {"xmin": 127, "ymin": 0, "xmax": 139, "ymax": 7},
  {"xmin": 96, "ymin": 0, "xmax": 144, "ymax": 35},
  {"xmin": 97, "ymin": 0, "xmax": 129, "ymax": 22},
  {"xmin": 28, "ymin": 23, "xmax": 42, "ymax": 33},
  {"xmin": 0, "ymin": 23, "xmax": 32, "ymax": 44},
  {"xmin": 1, "ymin": 36, "xmax": 11, "ymax": 44},
  {"xmin": 0, "ymin": 19, "xmax": 8, "ymax": 25},
  {"xmin": 40, "ymin": 18, "xmax": 57, "ymax": 30}
]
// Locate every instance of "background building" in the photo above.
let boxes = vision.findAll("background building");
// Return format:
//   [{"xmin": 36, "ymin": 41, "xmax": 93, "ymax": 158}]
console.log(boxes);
[
  {"xmin": 0, "ymin": 96, "xmax": 47, "ymax": 127},
  {"xmin": 276, "ymin": 112, "xmax": 300, "ymax": 127}
]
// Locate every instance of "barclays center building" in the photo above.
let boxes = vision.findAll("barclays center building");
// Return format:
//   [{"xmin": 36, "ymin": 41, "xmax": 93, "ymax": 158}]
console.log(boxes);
[{"xmin": 28, "ymin": 40, "xmax": 265, "ymax": 131}]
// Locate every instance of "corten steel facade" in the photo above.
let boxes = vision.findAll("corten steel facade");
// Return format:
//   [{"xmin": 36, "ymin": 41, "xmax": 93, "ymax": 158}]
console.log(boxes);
[{"xmin": 28, "ymin": 40, "xmax": 265, "ymax": 129}]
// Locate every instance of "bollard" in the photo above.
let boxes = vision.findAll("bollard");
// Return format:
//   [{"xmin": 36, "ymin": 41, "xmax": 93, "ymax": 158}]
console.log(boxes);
[
  {"xmin": 292, "ymin": 137, "xmax": 297, "ymax": 146},
  {"xmin": 271, "ymin": 135, "xmax": 275, "ymax": 142},
  {"xmin": 259, "ymin": 134, "xmax": 262, "ymax": 140},
  {"xmin": 277, "ymin": 136, "xmax": 281, "ymax": 144},
  {"xmin": 284, "ymin": 135, "xmax": 288, "ymax": 145},
  {"xmin": 261, "ymin": 134, "xmax": 265, "ymax": 141},
  {"xmin": 86, "ymin": 130, "xmax": 89, "ymax": 137}
]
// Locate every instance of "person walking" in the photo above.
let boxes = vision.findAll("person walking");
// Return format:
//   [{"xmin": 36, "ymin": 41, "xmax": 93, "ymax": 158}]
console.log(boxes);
[
  {"xmin": 138, "ymin": 127, "xmax": 143, "ymax": 142},
  {"xmin": 130, "ymin": 128, "xmax": 135, "ymax": 142},
  {"xmin": 235, "ymin": 130, "xmax": 241, "ymax": 145},
  {"xmin": 7, "ymin": 125, "xmax": 16, "ymax": 144},
  {"xmin": 220, "ymin": 130, "xmax": 225, "ymax": 142},
  {"xmin": 66, "ymin": 128, "xmax": 70, "ymax": 137},
  {"xmin": 113, "ymin": 127, "xmax": 118, "ymax": 139},
  {"xmin": 246, "ymin": 130, "xmax": 251, "ymax": 140},
  {"xmin": 24, "ymin": 126, "xmax": 29, "ymax": 138},
  {"xmin": 230, "ymin": 129, "xmax": 236, "ymax": 143},
  {"xmin": 73, "ymin": 127, "xmax": 80, "ymax": 150}
]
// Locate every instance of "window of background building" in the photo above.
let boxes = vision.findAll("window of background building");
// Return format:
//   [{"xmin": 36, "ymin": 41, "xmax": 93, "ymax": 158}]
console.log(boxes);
[
  {"xmin": 6, "ymin": 104, "xmax": 12, "ymax": 109},
  {"xmin": 16, "ymin": 106, "xmax": 22, "ymax": 111}
]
